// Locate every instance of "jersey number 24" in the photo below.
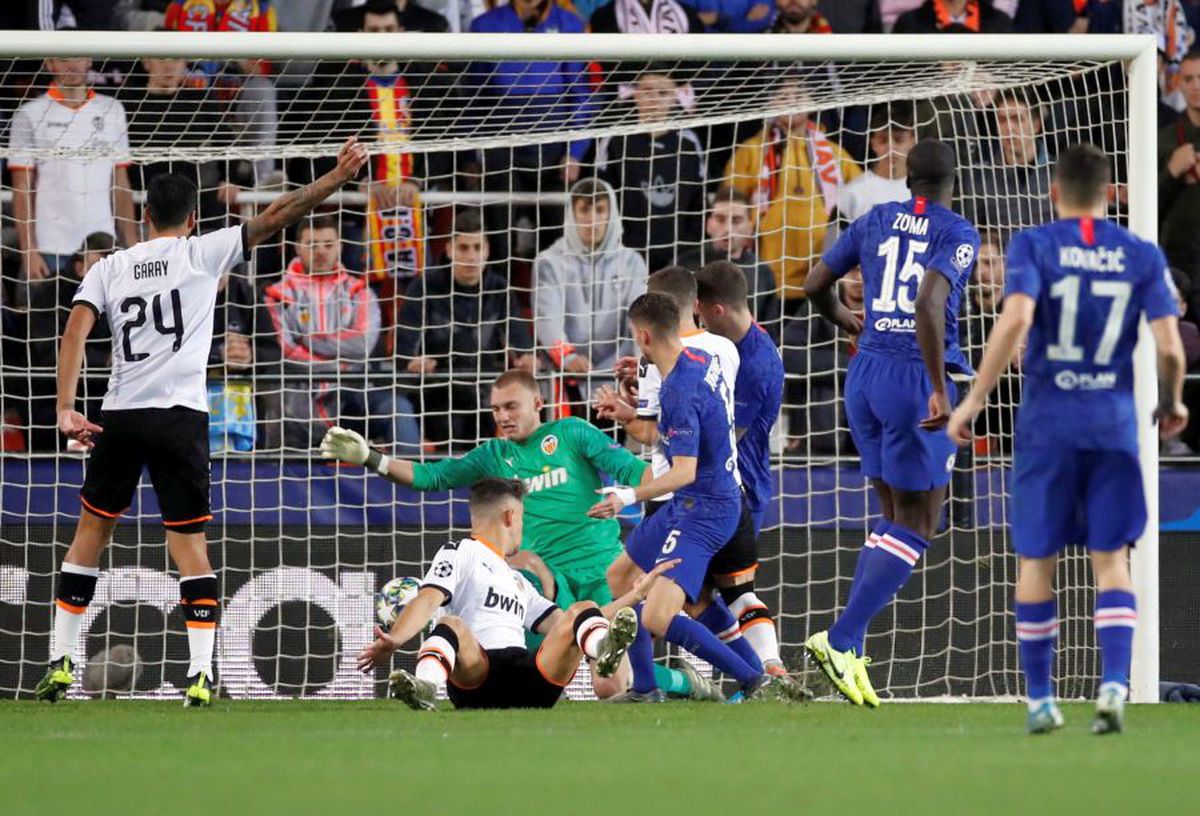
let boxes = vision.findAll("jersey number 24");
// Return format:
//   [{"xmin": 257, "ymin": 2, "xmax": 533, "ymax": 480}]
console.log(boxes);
[{"xmin": 120, "ymin": 289, "xmax": 184, "ymax": 363}]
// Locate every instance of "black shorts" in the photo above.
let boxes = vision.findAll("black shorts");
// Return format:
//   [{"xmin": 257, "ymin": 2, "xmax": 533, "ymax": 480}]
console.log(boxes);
[
  {"xmin": 445, "ymin": 647, "xmax": 565, "ymax": 710},
  {"xmin": 707, "ymin": 502, "xmax": 759, "ymax": 581},
  {"xmin": 80, "ymin": 407, "xmax": 211, "ymax": 533}
]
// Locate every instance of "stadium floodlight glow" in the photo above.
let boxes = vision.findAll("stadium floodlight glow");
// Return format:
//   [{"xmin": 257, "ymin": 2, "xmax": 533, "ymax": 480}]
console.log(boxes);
[{"xmin": 0, "ymin": 31, "xmax": 1160, "ymax": 703}]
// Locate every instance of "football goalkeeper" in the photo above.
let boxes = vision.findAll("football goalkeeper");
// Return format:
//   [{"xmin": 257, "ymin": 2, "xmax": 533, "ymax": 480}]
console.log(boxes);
[{"xmin": 320, "ymin": 368, "xmax": 714, "ymax": 700}]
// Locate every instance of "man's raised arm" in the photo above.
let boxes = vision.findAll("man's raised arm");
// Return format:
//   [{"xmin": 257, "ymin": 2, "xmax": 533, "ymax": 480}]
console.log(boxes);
[{"xmin": 243, "ymin": 137, "xmax": 368, "ymax": 251}]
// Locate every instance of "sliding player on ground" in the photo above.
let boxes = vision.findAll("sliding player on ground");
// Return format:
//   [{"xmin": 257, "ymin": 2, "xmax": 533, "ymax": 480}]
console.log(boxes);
[
  {"xmin": 357, "ymin": 478, "xmax": 671, "ymax": 710},
  {"xmin": 589, "ymin": 294, "xmax": 801, "ymax": 701},
  {"xmin": 803, "ymin": 139, "xmax": 980, "ymax": 707},
  {"xmin": 37, "ymin": 137, "xmax": 369, "ymax": 705},
  {"xmin": 948, "ymin": 144, "xmax": 1188, "ymax": 735},
  {"xmin": 320, "ymin": 369, "xmax": 711, "ymax": 699}
]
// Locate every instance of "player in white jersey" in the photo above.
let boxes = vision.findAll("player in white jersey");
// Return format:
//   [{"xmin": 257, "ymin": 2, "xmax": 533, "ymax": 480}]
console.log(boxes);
[
  {"xmin": 357, "ymin": 478, "xmax": 673, "ymax": 710},
  {"xmin": 35, "ymin": 138, "xmax": 369, "ymax": 706}
]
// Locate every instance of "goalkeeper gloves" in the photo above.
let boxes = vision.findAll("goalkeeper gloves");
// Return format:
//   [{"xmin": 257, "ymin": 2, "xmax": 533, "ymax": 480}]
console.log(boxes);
[{"xmin": 320, "ymin": 426, "xmax": 391, "ymax": 475}]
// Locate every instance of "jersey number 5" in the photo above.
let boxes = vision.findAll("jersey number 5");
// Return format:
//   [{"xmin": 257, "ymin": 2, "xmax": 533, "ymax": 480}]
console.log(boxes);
[
  {"xmin": 1046, "ymin": 277, "xmax": 1131, "ymax": 366},
  {"xmin": 120, "ymin": 289, "xmax": 185, "ymax": 363},
  {"xmin": 873, "ymin": 237, "xmax": 929, "ymax": 315}
]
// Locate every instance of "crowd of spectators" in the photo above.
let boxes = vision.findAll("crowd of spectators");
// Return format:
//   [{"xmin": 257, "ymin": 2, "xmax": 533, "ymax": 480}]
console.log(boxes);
[{"xmin": 2, "ymin": 0, "xmax": 1200, "ymax": 458}]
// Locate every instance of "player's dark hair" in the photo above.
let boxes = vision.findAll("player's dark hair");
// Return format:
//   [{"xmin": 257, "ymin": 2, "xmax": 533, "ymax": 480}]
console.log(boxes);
[
  {"xmin": 1054, "ymin": 143, "xmax": 1110, "ymax": 208},
  {"xmin": 144, "ymin": 173, "xmax": 198, "ymax": 230},
  {"xmin": 906, "ymin": 139, "xmax": 956, "ymax": 198},
  {"xmin": 628, "ymin": 292, "xmax": 680, "ymax": 340},
  {"xmin": 696, "ymin": 261, "xmax": 750, "ymax": 308},
  {"xmin": 297, "ymin": 214, "xmax": 340, "ymax": 241},
  {"xmin": 453, "ymin": 208, "xmax": 484, "ymax": 236},
  {"xmin": 469, "ymin": 478, "xmax": 526, "ymax": 513},
  {"xmin": 647, "ymin": 267, "xmax": 697, "ymax": 315},
  {"xmin": 492, "ymin": 369, "xmax": 538, "ymax": 394}
]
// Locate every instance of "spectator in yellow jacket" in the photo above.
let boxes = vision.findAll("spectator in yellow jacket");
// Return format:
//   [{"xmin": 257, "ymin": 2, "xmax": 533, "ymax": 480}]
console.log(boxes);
[{"xmin": 725, "ymin": 80, "xmax": 860, "ymax": 305}]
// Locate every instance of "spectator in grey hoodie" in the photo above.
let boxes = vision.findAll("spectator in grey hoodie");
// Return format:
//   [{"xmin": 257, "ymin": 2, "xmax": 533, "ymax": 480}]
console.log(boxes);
[{"xmin": 534, "ymin": 178, "xmax": 648, "ymax": 407}]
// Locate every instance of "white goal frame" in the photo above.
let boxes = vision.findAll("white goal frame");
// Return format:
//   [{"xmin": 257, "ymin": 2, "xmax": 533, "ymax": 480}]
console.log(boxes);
[{"xmin": 0, "ymin": 30, "xmax": 1161, "ymax": 702}]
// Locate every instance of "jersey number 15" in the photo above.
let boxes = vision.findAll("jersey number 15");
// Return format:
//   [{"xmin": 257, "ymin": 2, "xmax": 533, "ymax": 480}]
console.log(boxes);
[
  {"xmin": 120, "ymin": 289, "xmax": 184, "ymax": 363},
  {"xmin": 873, "ymin": 237, "xmax": 928, "ymax": 315}
]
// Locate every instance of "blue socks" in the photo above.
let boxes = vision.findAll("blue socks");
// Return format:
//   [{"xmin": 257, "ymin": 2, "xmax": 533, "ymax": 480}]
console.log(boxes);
[
  {"xmin": 1095, "ymin": 589, "xmax": 1136, "ymax": 689},
  {"xmin": 696, "ymin": 596, "xmax": 763, "ymax": 676},
  {"xmin": 665, "ymin": 614, "xmax": 761, "ymax": 687},
  {"xmin": 842, "ymin": 521, "xmax": 892, "ymax": 654},
  {"xmin": 1015, "ymin": 598, "xmax": 1057, "ymax": 704},
  {"xmin": 629, "ymin": 603, "xmax": 658, "ymax": 694},
  {"xmin": 828, "ymin": 523, "xmax": 927, "ymax": 654}
]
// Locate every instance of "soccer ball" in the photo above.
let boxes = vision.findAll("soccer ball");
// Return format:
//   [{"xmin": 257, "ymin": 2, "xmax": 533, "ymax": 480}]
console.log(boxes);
[{"xmin": 375, "ymin": 576, "xmax": 420, "ymax": 628}]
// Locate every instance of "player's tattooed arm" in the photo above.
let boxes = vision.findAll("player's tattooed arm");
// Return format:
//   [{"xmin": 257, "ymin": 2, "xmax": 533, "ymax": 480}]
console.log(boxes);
[
  {"xmin": 948, "ymin": 293, "xmax": 1034, "ymax": 446},
  {"xmin": 804, "ymin": 261, "xmax": 863, "ymax": 336},
  {"xmin": 915, "ymin": 271, "xmax": 952, "ymax": 430},
  {"xmin": 244, "ymin": 137, "xmax": 368, "ymax": 250},
  {"xmin": 1150, "ymin": 315, "xmax": 1189, "ymax": 439}
]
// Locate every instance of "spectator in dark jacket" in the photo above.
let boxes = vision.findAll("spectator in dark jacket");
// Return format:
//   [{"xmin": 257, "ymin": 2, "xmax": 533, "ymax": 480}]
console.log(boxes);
[
  {"xmin": 594, "ymin": 67, "xmax": 705, "ymax": 273},
  {"xmin": 332, "ymin": 0, "xmax": 450, "ymax": 32},
  {"xmin": 396, "ymin": 210, "xmax": 535, "ymax": 446},
  {"xmin": 678, "ymin": 186, "xmax": 780, "ymax": 334},
  {"xmin": 893, "ymin": 0, "xmax": 1012, "ymax": 32},
  {"xmin": 960, "ymin": 89, "xmax": 1054, "ymax": 239},
  {"xmin": 963, "ymin": 230, "xmax": 1019, "ymax": 453},
  {"xmin": 815, "ymin": 0, "xmax": 881, "ymax": 31},
  {"xmin": 1159, "ymin": 50, "xmax": 1200, "ymax": 278}
]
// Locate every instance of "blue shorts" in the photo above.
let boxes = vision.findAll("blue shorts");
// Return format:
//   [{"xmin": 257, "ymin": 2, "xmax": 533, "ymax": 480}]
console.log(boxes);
[
  {"xmin": 625, "ymin": 496, "xmax": 741, "ymax": 603},
  {"xmin": 1011, "ymin": 445, "xmax": 1146, "ymax": 559},
  {"xmin": 844, "ymin": 352, "xmax": 958, "ymax": 492}
]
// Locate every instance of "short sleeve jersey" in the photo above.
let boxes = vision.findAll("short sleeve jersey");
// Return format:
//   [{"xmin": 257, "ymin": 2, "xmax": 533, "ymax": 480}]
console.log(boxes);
[
  {"xmin": 419, "ymin": 537, "xmax": 558, "ymax": 651},
  {"xmin": 657, "ymin": 348, "xmax": 742, "ymax": 505},
  {"xmin": 733, "ymin": 322, "xmax": 784, "ymax": 516},
  {"xmin": 1005, "ymin": 218, "xmax": 1179, "ymax": 452},
  {"xmin": 822, "ymin": 196, "xmax": 979, "ymax": 375},
  {"xmin": 72, "ymin": 226, "xmax": 249, "ymax": 412},
  {"xmin": 7, "ymin": 87, "xmax": 131, "ymax": 255},
  {"xmin": 638, "ymin": 329, "xmax": 740, "ymax": 492}
]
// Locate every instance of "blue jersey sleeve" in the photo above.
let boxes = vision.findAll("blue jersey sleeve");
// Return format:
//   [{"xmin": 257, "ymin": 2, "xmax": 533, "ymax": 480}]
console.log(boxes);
[
  {"xmin": 926, "ymin": 221, "xmax": 980, "ymax": 285},
  {"xmin": 1004, "ymin": 230, "xmax": 1042, "ymax": 301},
  {"xmin": 1140, "ymin": 244, "xmax": 1181, "ymax": 322},
  {"xmin": 662, "ymin": 390, "xmax": 702, "ymax": 459},
  {"xmin": 821, "ymin": 215, "xmax": 864, "ymax": 277}
]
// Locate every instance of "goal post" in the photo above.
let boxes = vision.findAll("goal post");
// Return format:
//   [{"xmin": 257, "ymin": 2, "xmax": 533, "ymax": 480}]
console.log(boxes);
[{"xmin": 0, "ymin": 30, "xmax": 1163, "ymax": 701}]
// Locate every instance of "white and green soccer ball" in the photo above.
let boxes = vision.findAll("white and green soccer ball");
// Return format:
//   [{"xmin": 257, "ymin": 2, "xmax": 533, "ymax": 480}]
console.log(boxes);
[{"xmin": 375, "ymin": 576, "xmax": 420, "ymax": 628}]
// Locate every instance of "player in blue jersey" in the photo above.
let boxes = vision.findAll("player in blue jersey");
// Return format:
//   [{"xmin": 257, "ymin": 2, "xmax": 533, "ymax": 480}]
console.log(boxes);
[
  {"xmin": 589, "ymin": 293, "xmax": 799, "ymax": 701},
  {"xmin": 696, "ymin": 260, "xmax": 787, "ymax": 672},
  {"xmin": 948, "ymin": 144, "xmax": 1187, "ymax": 735},
  {"xmin": 802, "ymin": 139, "xmax": 980, "ymax": 707}
]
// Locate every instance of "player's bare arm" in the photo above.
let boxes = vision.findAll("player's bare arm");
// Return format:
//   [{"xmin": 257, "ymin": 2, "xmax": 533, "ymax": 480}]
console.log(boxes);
[
  {"xmin": 532, "ymin": 558, "xmax": 680, "ymax": 634},
  {"xmin": 1149, "ymin": 315, "xmax": 1189, "ymax": 439},
  {"xmin": 113, "ymin": 165, "xmax": 137, "ymax": 247},
  {"xmin": 947, "ymin": 293, "xmax": 1036, "ymax": 446},
  {"xmin": 593, "ymin": 384, "xmax": 658, "ymax": 444},
  {"xmin": 356, "ymin": 585, "xmax": 445, "ymax": 672},
  {"xmin": 915, "ymin": 270, "xmax": 952, "ymax": 430},
  {"xmin": 586, "ymin": 455, "xmax": 697, "ymax": 519},
  {"xmin": 319, "ymin": 426, "xmax": 417, "ymax": 486},
  {"xmin": 244, "ymin": 137, "xmax": 368, "ymax": 250},
  {"xmin": 56, "ymin": 304, "xmax": 104, "ymax": 447},
  {"xmin": 803, "ymin": 260, "xmax": 864, "ymax": 335}
]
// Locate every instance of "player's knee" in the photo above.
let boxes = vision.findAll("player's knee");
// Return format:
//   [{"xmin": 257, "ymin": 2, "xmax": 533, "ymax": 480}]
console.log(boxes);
[
  {"xmin": 640, "ymin": 605, "xmax": 673, "ymax": 637},
  {"xmin": 439, "ymin": 615, "xmax": 468, "ymax": 636},
  {"xmin": 564, "ymin": 601, "xmax": 598, "ymax": 621}
]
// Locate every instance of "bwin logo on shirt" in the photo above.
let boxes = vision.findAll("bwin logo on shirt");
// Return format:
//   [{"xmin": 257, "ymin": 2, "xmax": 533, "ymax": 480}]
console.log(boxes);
[
  {"xmin": 874, "ymin": 316, "xmax": 916, "ymax": 332},
  {"xmin": 483, "ymin": 587, "xmax": 525, "ymax": 619},
  {"xmin": 1054, "ymin": 370, "xmax": 1117, "ymax": 391},
  {"xmin": 524, "ymin": 466, "xmax": 568, "ymax": 493}
]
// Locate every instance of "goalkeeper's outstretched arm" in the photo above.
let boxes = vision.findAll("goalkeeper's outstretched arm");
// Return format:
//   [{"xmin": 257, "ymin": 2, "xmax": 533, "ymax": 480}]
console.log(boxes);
[{"xmin": 320, "ymin": 426, "xmax": 417, "ymax": 486}]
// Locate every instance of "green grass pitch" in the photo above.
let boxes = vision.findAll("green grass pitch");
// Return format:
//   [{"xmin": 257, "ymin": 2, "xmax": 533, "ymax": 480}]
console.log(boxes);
[{"xmin": 4, "ymin": 700, "xmax": 1198, "ymax": 815}]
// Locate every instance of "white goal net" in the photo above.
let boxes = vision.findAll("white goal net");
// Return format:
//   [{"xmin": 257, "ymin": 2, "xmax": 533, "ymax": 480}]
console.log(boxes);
[{"xmin": 0, "ymin": 32, "xmax": 1160, "ymax": 701}]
